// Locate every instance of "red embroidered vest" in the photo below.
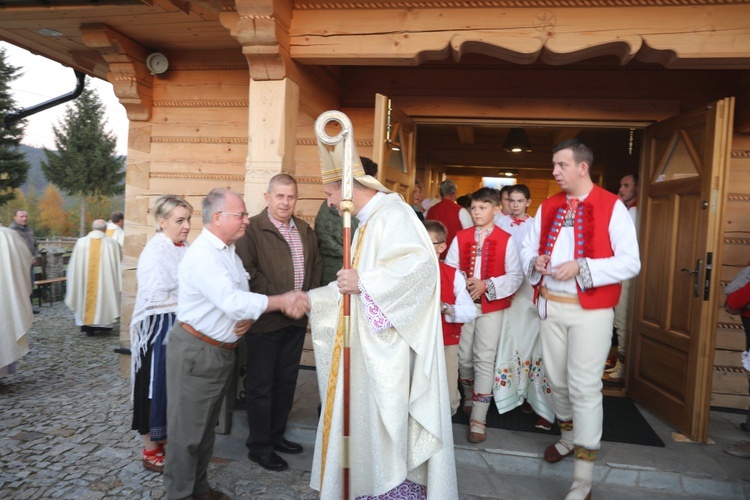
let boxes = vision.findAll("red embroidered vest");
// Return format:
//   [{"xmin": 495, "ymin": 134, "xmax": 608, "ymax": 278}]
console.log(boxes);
[
  {"xmin": 538, "ymin": 185, "xmax": 621, "ymax": 309},
  {"xmin": 426, "ymin": 199, "xmax": 464, "ymax": 259},
  {"xmin": 456, "ymin": 226, "xmax": 512, "ymax": 313},
  {"xmin": 439, "ymin": 262, "xmax": 462, "ymax": 346}
]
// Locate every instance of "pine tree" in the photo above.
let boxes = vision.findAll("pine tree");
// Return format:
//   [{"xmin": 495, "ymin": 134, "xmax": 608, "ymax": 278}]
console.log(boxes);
[
  {"xmin": 0, "ymin": 48, "xmax": 32, "ymax": 207},
  {"xmin": 41, "ymin": 85, "xmax": 125, "ymax": 236}
]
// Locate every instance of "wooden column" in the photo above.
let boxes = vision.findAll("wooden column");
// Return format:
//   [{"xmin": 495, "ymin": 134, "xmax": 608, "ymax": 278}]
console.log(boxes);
[{"xmin": 245, "ymin": 78, "xmax": 300, "ymax": 215}]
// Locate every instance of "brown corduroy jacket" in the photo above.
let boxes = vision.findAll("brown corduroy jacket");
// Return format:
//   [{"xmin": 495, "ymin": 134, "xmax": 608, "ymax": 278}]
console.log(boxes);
[{"xmin": 235, "ymin": 208, "xmax": 323, "ymax": 333}]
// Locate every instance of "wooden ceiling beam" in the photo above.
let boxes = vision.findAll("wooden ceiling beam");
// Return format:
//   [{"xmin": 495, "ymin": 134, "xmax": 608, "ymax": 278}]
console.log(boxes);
[
  {"xmin": 289, "ymin": 5, "xmax": 750, "ymax": 70},
  {"xmin": 456, "ymin": 126, "xmax": 474, "ymax": 145}
]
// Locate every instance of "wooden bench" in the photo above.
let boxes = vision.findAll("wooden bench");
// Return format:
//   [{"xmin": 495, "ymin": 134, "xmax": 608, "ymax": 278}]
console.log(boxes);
[{"xmin": 34, "ymin": 276, "xmax": 67, "ymax": 307}]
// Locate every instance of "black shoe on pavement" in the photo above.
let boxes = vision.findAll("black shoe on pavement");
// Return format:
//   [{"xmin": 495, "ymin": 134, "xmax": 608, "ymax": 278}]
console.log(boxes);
[
  {"xmin": 248, "ymin": 451, "xmax": 288, "ymax": 471},
  {"xmin": 273, "ymin": 439, "xmax": 303, "ymax": 455}
]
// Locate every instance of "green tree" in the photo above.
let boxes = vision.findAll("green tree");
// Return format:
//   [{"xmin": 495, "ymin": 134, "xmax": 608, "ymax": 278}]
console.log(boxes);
[
  {"xmin": 0, "ymin": 48, "xmax": 31, "ymax": 207},
  {"xmin": 41, "ymin": 85, "xmax": 125, "ymax": 236}
]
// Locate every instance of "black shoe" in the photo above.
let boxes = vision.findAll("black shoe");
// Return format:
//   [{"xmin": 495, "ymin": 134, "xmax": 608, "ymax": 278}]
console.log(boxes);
[
  {"xmin": 273, "ymin": 439, "xmax": 303, "ymax": 455},
  {"xmin": 248, "ymin": 451, "xmax": 288, "ymax": 471}
]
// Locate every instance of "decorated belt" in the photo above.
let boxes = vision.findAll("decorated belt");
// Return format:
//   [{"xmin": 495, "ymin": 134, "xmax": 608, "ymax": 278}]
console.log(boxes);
[
  {"xmin": 540, "ymin": 287, "xmax": 580, "ymax": 305},
  {"xmin": 180, "ymin": 321, "xmax": 238, "ymax": 350}
]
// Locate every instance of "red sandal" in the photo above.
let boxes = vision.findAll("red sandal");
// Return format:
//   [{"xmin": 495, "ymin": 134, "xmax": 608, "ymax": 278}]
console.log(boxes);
[{"xmin": 142, "ymin": 446, "xmax": 165, "ymax": 473}]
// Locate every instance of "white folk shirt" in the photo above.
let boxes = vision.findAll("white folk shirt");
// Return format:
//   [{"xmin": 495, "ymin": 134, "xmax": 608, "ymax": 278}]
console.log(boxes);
[
  {"xmin": 521, "ymin": 194, "xmax": 641, "ymax": 296},
  {"xmin": 444, "ymin": 229, "xmax": 523, "ymax": 302},
  {"xmin": 177, "ymin": 228, "xmax": 268, "ymax": 344}
]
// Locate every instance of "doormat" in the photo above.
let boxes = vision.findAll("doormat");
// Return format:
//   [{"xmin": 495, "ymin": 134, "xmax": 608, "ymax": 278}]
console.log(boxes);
[{"xmin": 452, "ymin": 396, "xmax": 665, "ymax": 447}]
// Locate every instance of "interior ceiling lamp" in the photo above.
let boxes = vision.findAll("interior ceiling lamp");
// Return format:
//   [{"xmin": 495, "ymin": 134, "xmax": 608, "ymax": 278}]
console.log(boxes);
[
  {"xmin": 502, "ymin": 128, "xmax": 532, "ymax": 153},
  {"xmin": 500, "ymin": 169, "xmax": 519, "ymax": 177}
]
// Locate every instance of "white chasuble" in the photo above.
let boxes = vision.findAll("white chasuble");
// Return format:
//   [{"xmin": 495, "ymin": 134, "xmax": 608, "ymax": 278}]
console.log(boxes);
[
  {"xmin": 65, "ymin": 230, "xmax": 122, "ymax": 327},
  {"xmin": 0, "ymin": 228, "xmax": 33, "ymax": 372},
  {"xmin": 309, "ymin": 193, "xmax": 457, "ymax": 499}
]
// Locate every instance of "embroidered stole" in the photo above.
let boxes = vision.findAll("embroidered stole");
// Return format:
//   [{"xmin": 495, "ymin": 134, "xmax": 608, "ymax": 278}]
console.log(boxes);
[{"xmin": 320, "ymin": 222, "xmax": 369, "ymax": 484}]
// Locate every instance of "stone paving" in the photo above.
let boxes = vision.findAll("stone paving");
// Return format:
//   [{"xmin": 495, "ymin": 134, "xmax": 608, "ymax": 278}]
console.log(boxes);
[
  {"xmin": 3, "ymin": 302, "xmax": 750, "ymax": 499},
  {"xmin": 0, "ymin": 303, "xmax": 314, "ymax": 500}
]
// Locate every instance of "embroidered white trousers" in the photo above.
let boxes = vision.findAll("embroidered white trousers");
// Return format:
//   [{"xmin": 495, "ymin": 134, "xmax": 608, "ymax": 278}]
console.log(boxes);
[
  {"xmin": 539, "ymin": 299, "xmax": 613, "ymax": 450},
  {"xmin": 458, "ymin": 306, "xmax": 505, "ymax": 397}
]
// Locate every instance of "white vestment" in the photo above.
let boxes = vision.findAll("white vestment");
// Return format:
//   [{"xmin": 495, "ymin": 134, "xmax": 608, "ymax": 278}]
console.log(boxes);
[
  {"xmin": 105, "ymin": 221, "xmax": 124, "ymax": 247},
  {"xmin": 493, "ymin": 216, "xmax": 555, "ymax": 420},
  {"xmin": 0, "ymin": 228, "xmax": 33, "ymax": 376},
  {"xmin": 309, "ymin": 193, "xmax": 457, "ymax": 499},
  {"xmin": 65, "ymin": 230, "xmax": 122, "ymax": 327}
]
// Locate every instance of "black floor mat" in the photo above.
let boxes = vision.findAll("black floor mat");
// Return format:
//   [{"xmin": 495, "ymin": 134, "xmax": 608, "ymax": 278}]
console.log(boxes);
[{"xmin": 453, "ymin": 396, "xmax": 665, "ymax": 447}]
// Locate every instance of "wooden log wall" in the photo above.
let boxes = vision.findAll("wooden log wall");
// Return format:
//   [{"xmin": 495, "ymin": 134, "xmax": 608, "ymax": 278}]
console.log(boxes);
[
  {"xmin": 120, "ymin": 51, "xmax": 250, "ymax": 357},
  {"xmin": 713, "ymin": 133, "xmax": 750, "ymax": 410}
]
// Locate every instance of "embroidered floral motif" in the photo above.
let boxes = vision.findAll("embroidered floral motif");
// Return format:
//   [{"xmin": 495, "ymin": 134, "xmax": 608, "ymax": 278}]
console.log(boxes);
[
  {"xmin": 574, "ymin": 445, "xmax": 598, "ymax": 462},
  {"xmin": 356, "ymin": 479, "xmax": 426, "ymax": 499},
  {"xmin": 359, "ymin": 285, "xmax": 393, "ymax": 334},
  {"xmin": 473, "ymin": 392, "xmax": 493, "ymax": 403}
]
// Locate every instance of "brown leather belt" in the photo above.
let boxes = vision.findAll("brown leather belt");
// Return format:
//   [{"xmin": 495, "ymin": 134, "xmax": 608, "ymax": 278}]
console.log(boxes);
[
  {"xmin": 540, "ymin": 287, "xmax": 580, "ymax": 305},
  {"xmin": 180, "ymin": 321, "xmax": 238, "ymax": 350}
]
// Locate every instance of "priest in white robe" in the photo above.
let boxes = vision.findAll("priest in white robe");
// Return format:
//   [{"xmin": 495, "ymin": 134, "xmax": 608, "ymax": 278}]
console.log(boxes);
[
  {"xmin": 106, "ymin": 211, "xmax": 125, "ymax": 248},
  {"xmin": 0, "ymin": 227, "xmax": 33, "ymax": 377},
  {"xmin": 65, "ymin": 219, "xmax": 122, "ymax": 332},
  {"xmin": 308, "ymin": 151, "xmax": 457, "ymax": 499}
]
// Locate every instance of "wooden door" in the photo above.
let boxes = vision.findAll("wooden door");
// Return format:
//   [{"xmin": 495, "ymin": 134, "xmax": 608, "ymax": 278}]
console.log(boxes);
[
  {"xmin": 372, "ymin": 93, "xmax": 417, "ymax": 198},
  {"xmin": 628, "ymin": 98, "xmax": 734, "ymax": 442}
]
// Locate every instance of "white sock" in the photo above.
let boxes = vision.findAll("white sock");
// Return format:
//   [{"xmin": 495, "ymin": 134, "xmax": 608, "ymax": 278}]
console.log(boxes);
[
  {"xmin": 554, "ymin": 428, "xmax": 574, "ymax": 455},
  {"xmin": 565, "ymin": 459, "xmax": 594, "ymax": 500}
]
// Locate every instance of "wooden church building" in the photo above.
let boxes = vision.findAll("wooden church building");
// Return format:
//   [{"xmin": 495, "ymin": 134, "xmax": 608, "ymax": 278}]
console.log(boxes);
[{"xmin": 1, "ymin": 0, "xmax": 749, "ymax": 443}]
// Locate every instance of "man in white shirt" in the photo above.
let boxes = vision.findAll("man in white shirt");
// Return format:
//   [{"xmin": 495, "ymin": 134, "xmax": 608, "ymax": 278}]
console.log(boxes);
[
  {"xmin": 522, "ymin": 140, "xmax": 640, "ymax": 500},
  {"xmin": 164, "ymin": 188, "xmax": 306, "ymax": 500}
]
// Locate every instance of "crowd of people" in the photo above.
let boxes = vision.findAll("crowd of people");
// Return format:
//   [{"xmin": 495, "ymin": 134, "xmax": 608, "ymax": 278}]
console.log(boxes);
[{"xmin": 17, "ymin": 137, "xmax": 750, "ymax": 500}]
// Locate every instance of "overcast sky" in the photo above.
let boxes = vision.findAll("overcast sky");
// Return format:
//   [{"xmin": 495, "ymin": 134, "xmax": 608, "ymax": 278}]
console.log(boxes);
[{"xmin": 2, "ymin": 42, "xmax": 129, "ymax": 156}]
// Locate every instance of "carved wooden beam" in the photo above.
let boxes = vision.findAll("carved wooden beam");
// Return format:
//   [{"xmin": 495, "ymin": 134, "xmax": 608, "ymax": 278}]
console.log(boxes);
[
  {"xmin": 223, "ymin": 0, "xmax": 339, "ymax": 116},
  {"xmin": 289, "ymin": 5, "xmax": 750, "ymax": 70},
  {"xmin": 80, "ymin": 23, "xmax": 154, "ymax": 121}
]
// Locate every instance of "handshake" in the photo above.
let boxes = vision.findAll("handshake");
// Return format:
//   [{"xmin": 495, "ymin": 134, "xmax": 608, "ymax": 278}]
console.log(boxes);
[{"xmin": 279, "ymin": 291, "xmax": 311, "ymax": 319}]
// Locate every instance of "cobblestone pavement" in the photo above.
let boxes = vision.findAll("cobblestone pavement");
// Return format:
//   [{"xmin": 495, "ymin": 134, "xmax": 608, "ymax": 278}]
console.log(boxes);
[
  {"xmin": 0, "ymin": 303, "xmax": 313, "ymax": 500},
  {"xmin": 3, "ymin": 302, "xmax": 750, "ymax": 499}
]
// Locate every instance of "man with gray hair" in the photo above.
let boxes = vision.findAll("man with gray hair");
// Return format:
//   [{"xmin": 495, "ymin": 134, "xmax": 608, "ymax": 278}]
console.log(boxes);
[
  {"xmin": 425, "ymin": 179, "xmax": 472, "ymax": 259},
  {"xmin": 164, "ymin": 188, "xmax": 307, "ymax": 500},
  {"xmin": 65, "ymin": 219, "xmax": 122, "ymax": 334}
]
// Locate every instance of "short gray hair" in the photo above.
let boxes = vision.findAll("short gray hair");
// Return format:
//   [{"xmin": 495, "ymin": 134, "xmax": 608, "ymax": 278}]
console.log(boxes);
[
  {"xmin": 152, "ymin": 195, "xmax": 193, "ymax": 232},
  {"xmin": 202, "ymin": 188, "xmax": 230, "ymax": 225},
  {"xmin": 439, "ymin": 179, "xmax": 458, "ymax": 198},
  {"xmin": 92, "ymin": 219, "xmax": 107, "ymax": 231},
  {"xmin": 267, "ymin": 173, "xmax": 298, "ymax": 194}
]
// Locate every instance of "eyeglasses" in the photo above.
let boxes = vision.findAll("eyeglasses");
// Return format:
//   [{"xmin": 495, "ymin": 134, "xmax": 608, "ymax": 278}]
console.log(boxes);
[
  {"xmin": 432, "ymin": 241, "xmax": 445, "ymax": 245},
  {"xmin": 219, "ymin": 211, "xmax": 249, "ymax": 219}
]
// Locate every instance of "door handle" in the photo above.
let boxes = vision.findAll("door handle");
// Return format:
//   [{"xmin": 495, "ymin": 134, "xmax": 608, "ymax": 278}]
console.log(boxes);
[{"xmin": 680, "ymin": 258, "xmax": 703, "ymax": 298}]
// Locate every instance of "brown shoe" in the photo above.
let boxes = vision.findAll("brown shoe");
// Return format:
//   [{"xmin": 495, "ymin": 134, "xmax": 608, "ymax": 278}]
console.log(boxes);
[
  {"xmin": 194, "ymin": 488, "xmax": 230, "ymax": 500},
  {"xmin": 543, "ymin": 442, "xmax": 574, "ymax": 463},
  {"xmin": 468, "ymin": 419, "xmax": 486, "ymax": 443}
]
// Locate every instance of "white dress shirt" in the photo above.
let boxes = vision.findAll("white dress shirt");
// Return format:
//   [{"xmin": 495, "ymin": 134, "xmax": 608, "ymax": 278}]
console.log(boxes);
[
  {"xmin": 444, "ymin": 267, "xmax": 478, "ymax": 324},
  {"xmin": 177, "ymin": 228, "xmax": 269, "ymax": 343}
]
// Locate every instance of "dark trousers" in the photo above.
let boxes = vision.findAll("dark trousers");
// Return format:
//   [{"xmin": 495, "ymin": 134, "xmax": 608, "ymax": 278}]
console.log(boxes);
[{"xmin": 244, "ymin": 325, "xmax": 306, "ymax": 455}]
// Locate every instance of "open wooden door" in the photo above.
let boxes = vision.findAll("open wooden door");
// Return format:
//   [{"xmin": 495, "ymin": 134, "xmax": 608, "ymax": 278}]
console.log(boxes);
[
  {"xmin": 372, "ymin": 94, "xmax": 417, "ymax": 197},
  {"xmin": 628, "ymin": 98, "xmax": 734, "ymax": 442}
]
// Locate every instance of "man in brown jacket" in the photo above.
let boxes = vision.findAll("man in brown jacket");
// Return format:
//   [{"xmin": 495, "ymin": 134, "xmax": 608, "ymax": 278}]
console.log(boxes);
[{"xmin": 236, "ymin": 173, "xmax": 323, "ymax": 472}]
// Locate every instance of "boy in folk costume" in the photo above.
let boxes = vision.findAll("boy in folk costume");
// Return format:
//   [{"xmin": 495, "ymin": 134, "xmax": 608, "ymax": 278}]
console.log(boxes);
[
  {"xmin": 494, "ymin": 185, "xmax": 555, "ymax": 431},
  {"xmin": 425, "ymin": 220, "xmax": 477, "ymax": 416},
  {"xmin": 445, "ymin": 187, "xmax": 523, "ymax": 443},
  {"xmin": 522, "ymin": 139, "xmax": 640, "ymax": 500}
]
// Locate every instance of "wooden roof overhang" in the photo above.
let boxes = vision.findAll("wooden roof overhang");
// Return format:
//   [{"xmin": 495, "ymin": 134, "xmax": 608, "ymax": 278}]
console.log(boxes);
[{"xmin": 1, "ymin": 0, "xmax": 749, "ymax": 126}]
